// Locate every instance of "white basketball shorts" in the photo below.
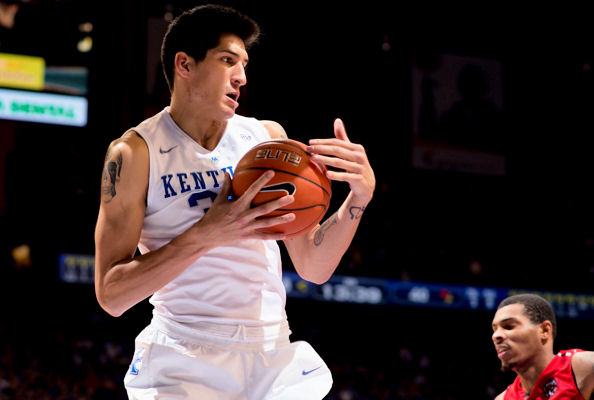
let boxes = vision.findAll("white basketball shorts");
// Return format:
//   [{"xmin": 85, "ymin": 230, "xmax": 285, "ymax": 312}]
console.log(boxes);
[{"xmin": 124, "ymin": 317, "xmax": 332, "ymax": 399}]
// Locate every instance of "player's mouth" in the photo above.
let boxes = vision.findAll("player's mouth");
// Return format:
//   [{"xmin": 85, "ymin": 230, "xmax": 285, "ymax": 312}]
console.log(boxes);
[
  {"xmin": 226, "ymin": 92, "xmax": 239, "ymax": 106},
  {"xmin": 496, "ymin": 345, "xmax": 511, "ymax": 359}
]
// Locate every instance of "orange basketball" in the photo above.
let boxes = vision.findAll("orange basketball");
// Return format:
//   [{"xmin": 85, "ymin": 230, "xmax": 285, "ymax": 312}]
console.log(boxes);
[{"xmin": 232, "ymin": 139, "xmax": 332, "ymax": 238}]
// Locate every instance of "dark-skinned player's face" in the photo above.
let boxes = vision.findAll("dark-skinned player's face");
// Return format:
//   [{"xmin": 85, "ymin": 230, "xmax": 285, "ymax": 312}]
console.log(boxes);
[{"xmin": 491, "ymin": 304, "xmax": 544, "ymax": 372}]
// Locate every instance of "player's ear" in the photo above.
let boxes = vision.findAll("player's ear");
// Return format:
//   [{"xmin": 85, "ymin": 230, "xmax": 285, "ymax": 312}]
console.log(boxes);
[
  {"xmin": 174, "ymin": 52, "xmax": 192, "ymax": 76},
  {"xmin": 539, "ymin": 320, "xmax": 553, "ymax": 344}
]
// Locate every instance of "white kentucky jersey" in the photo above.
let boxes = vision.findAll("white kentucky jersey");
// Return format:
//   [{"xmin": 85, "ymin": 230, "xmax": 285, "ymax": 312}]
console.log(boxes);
[{"xmin": 133, "ymin": 107, "xmax": 286, "ymax": 326}]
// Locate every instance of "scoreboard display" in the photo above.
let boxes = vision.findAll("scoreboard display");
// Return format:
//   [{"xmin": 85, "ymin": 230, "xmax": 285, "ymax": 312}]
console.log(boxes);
[{"xmin": 58, "ymin": 252, "xmax": 594, "ymax": 321}]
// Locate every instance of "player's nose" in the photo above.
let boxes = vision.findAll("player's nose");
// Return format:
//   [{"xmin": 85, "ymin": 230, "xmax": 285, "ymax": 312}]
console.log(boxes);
[
  {"xmin": 232, "ymin": 64, "xmax": 247, "ymax": 87},
  {"xmin": 492, "ymin": 327, "xmax": 503, "ymax": 344}
]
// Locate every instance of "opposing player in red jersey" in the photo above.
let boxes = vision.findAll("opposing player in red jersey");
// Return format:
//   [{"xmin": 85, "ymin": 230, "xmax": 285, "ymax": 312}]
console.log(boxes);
[{"xmin": 492, "ymin": 293, "xmax": 594, "ymax": 399}]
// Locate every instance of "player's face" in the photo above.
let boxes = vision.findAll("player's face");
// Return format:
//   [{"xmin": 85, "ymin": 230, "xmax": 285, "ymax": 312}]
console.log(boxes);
[
  {"xmin": 188, "ymin": 33, "xmax": 249, "ymax": 119},
  {"xmin": 491, "ymin": 304, "xmax": 544, "ymax": 372}
]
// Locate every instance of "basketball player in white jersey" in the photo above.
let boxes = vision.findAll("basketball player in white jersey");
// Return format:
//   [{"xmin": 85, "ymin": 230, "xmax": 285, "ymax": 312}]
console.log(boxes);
[{"xmin": 94, "ymin": 4, "xmax": 375, "ymax": 399}]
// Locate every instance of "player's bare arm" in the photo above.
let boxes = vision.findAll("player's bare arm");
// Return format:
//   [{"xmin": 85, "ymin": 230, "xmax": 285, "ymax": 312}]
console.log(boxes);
[
  {"xmin": 572, "ymin": 351, "xmax": 594, "ymax": 399},
  {"xmin": 261, "ymin": 118, "xmax": 375, "ymax": 284},
  {"xmin": 95, "ymin": 131, "xmax": 296, "ymax": 316},
  {"xmin": 95, "ymin": 131, "xmax": 152, "ymax": 316}
]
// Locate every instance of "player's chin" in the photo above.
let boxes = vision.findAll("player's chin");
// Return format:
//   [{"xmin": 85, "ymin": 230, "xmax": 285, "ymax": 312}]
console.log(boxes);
[
  {"xmin": 500, "ymin": 360, "xmax": 517, "ymax": 372},
  {"xmin": 222, "ymin": 108, "xmax": 236, "ymax": 119},
  {"xmin": 222, "ymin": 99, "xmax": 238, "ymax": 117}
]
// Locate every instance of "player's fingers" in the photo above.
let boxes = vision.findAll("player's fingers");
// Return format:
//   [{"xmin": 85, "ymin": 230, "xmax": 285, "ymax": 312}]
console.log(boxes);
[
  {"xmin": 245, "ymin": 213, "xmax": 297, "ymax": 240},
  {"xmin": 255, "ymin": 212, "xmax": 296, "ymax": 229},
  {"xmin": 325, "ymin": 170, "xmax": 364, "ymax": 183},
  {"xmin": 248, "ymin": 194, "xmax": 295, "ymax": 218},
  {"xmin": 311, "ymin": 154, "xmax": 364, "ymax": 174},
  {"xmin": 308, "ymin": 142, "xmax": 366, "ymax": 164},
  {"xmin": 333, "ymin": 118, "xmax": 351, "ymax": 143},
  {"xmin": 214, "ymin": 172, "xmax": 233, "ymax": 202},
  {"xmin": 308, "ymin": 138, "xmax": 362, "ymax": 152},
  {"xmin": 236, "ymin": 170, "xmax": 275, "ymax": 205}
]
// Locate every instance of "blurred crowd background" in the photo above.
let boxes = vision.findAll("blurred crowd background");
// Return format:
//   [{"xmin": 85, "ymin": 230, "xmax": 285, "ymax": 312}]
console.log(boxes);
[{"xmin": 1, "ymin": 1, "xmax": 593, "ymax": 398}]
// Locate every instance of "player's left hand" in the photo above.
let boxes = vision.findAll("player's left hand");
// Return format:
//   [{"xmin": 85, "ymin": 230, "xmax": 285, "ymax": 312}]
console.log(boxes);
[{"xmin": 307, "ymin": 118, "xmax": 375, "ymax": 205}]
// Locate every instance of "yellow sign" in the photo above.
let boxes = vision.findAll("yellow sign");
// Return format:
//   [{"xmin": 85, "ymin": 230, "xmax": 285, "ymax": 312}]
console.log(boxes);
[{"xmin": 0, "ymin": 52, "xmax": 45, "ymax": 90}]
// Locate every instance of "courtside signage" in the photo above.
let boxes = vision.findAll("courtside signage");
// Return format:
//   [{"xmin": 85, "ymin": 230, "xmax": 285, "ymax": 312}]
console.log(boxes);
[
  {"xmin": 0, "ymin": 88, "xmax": 87, "ymax": 126},
  {"xmin": 0, "ymin": 52, "xmax": 45, "ymax": 90}
]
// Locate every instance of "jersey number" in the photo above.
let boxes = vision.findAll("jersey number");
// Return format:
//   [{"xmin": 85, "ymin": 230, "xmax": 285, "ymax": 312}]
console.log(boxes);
[{"xmin": 188, "ymin": 190, "xmax": 218, "ymax": 213}]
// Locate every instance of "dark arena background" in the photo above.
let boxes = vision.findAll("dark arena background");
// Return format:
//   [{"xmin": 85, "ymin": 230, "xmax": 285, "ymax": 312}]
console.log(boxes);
[{"xmin": 1, "ymin": 1, "xmax": 593, "ymax": 399}]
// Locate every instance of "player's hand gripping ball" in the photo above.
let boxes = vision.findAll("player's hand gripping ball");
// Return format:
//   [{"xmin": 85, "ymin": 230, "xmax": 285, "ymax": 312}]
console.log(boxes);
[{"xmin": 232, "ymin": 139, "xmax": 332, "ymax": 238}]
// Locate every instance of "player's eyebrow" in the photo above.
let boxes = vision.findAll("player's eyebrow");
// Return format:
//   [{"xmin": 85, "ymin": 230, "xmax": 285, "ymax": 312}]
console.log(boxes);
[
  {"xmin": 492, "ymin": 317, "xmax": 516, "ymax": 329},
  {"xmin": 220, "ymin": 49, "xmax": 249, "ymax": 65}
]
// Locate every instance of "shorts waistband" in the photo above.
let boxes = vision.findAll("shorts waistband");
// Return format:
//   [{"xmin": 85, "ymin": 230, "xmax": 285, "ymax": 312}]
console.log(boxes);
[{"xmin": 151, "ymin": 314, "xmax": 291, "ymax": 344}]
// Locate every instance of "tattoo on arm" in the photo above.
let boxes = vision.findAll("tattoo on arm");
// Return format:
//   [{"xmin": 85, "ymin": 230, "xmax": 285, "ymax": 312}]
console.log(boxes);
[
  {"xmin": 349, "ymin": 206, "xmax": 366, "ymax": 220},
  {"xmin": 101, "ymin": 149, "xmax": 123, "ymax": 203},
  {"xmin": 314, "ymin": 215, "xmax": 337, "ymax": 246}
]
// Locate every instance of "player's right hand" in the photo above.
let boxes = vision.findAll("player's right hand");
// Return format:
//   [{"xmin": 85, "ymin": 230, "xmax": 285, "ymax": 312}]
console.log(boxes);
[{"xmin": 192, "ymin": 171, "xmax": 295, "ymax": 246}]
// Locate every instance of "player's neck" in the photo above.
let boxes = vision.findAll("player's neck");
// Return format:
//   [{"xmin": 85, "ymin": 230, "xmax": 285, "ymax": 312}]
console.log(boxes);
[
  {"xmin": 168, "ymin": 101, "xmax": 228, "ymax": 150},
  {"xmin": 517, "ymin": 351, "xmax": 555, "ymax": 395}
]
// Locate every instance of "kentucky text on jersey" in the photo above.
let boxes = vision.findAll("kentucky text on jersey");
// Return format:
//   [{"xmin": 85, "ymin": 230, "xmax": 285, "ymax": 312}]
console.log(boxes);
[{"xmin": 161, "ymin": 166, "xmax": 234, "ymax": 198}]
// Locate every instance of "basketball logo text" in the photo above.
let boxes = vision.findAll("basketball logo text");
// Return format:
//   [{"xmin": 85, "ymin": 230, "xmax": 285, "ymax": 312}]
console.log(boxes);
[{"xmin": 255, "ymin": 149, "xmax": 302, "ymax": 166}]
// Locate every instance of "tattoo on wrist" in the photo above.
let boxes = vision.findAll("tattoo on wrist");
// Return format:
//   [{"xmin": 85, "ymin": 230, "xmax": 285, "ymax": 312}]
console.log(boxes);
[
  {"xmin": 349, "ymin": 206, "xmax": 366, "ymax": 220},
  {"xmin": 101, "ymin": 149, "xmax": 122, "ymax": 203},
  {"xmin": 314, "ymin": 215, "xmax": 337, "ymax": 246}
]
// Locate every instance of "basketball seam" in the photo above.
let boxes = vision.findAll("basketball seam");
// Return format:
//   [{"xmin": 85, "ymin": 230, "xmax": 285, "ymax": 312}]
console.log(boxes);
[
  {"xmin": 234, "ymin": 167, "xmax": 331, "ymax": 197},
  {"xmin": 276, "ymin": 204, "xmax": 327, "ymax": 211}
]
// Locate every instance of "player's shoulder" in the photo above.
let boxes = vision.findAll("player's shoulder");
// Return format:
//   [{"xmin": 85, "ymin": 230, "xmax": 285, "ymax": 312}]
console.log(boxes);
[
  {"xmin": 259, "ymin": 120, "xmax": 288, "ymax": 139},
  {"xmin": 570, "ymin": 350, "xmax": 594, "ymax": 399},
  {"xmin": 572, "ymin": 350, "xmax": 594, "ymax": 374},
  {"xmin": 107, "ymin": 130, "xmax": 148, "ymax": 157}
]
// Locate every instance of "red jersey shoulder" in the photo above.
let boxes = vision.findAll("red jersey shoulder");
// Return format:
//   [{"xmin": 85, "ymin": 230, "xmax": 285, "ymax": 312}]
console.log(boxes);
[{"xmin": 504, "ymin": 349, "xmax": 585, "ymax": 400}]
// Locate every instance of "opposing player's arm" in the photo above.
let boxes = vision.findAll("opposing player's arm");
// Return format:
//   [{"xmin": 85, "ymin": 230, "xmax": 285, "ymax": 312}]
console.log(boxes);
[
  {"xmin": 494, "ymin": 391, "xmax": 505, "ymax": 400},
  {"xmin": 261, "ymin": 119, "xmax": 375, "ymax": 284},
  {"xmin": 572, "ymin": 351, "xmax": 594, "ymax": 399}
]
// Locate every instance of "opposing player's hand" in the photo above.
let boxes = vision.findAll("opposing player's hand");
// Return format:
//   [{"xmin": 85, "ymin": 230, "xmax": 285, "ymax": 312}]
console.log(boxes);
[
  {"xmin": 307, "ymin": 118, "xmax": 375, "ymax": 205},
  {"xmin": 195, "ymin": 171, "xmax": 295, "ymax": 245}
]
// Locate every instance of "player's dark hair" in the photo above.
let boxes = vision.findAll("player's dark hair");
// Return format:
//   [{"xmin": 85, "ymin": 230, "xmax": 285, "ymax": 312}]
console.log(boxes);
[
  {"xmin": 498, "ymin": 294, "xmax": 557, "ymax": 339},
  {"xmin": 160, "ymin": 4, "xmax": 260, "ymax": 92}
]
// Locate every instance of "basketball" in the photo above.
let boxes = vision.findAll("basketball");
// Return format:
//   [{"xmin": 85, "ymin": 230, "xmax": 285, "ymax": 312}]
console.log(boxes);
[{"xmin": 232, "ymin": 139, "xmax": 332, "ymax": 238}]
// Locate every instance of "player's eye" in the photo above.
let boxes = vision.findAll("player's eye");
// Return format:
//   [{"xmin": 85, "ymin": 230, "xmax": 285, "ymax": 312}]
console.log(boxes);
[{"xmin": 502, "ymin": 323, "xmax": 515, "ymax": 330}]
